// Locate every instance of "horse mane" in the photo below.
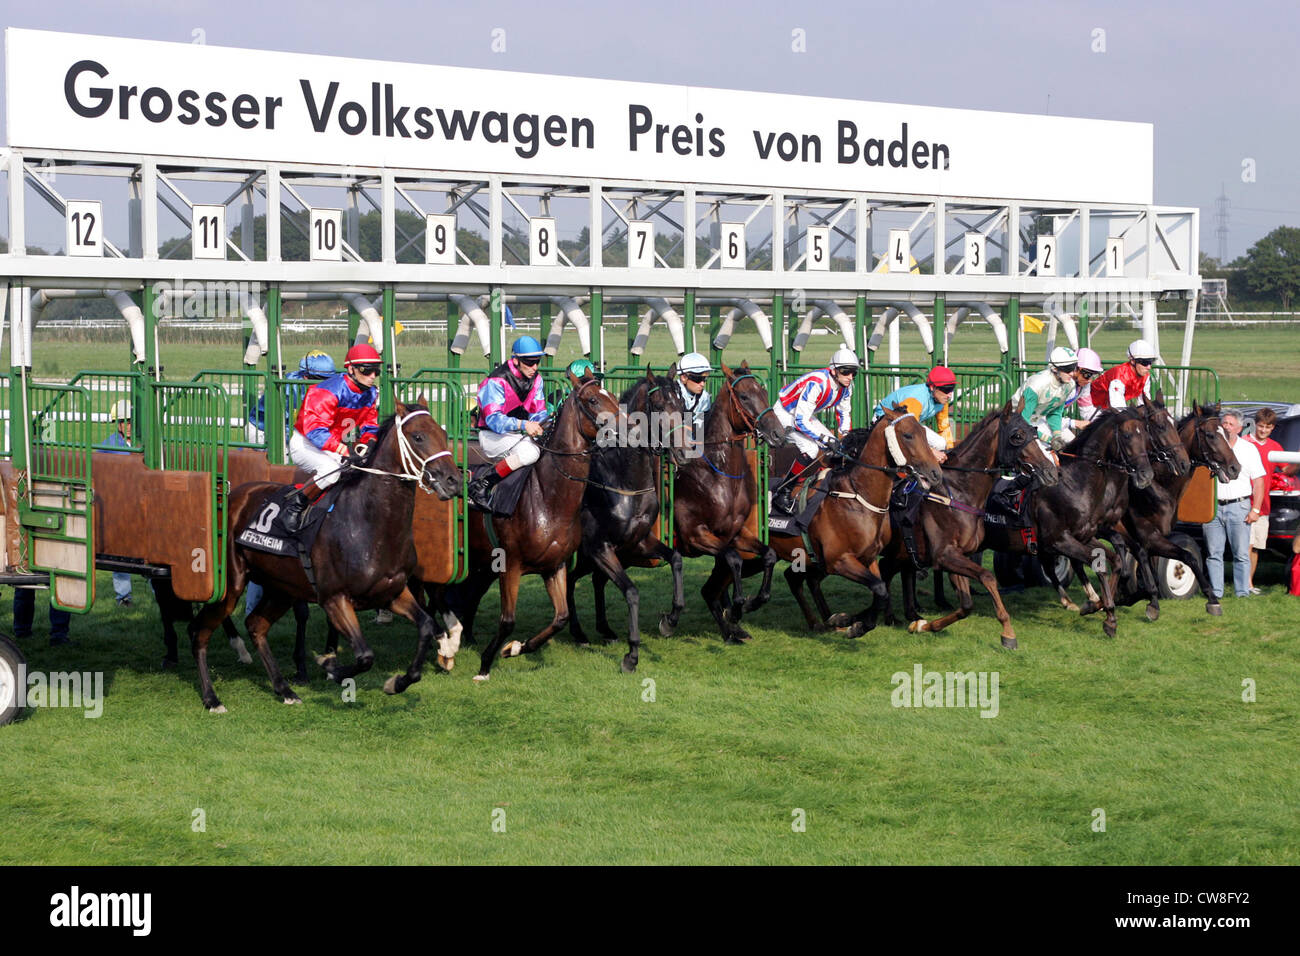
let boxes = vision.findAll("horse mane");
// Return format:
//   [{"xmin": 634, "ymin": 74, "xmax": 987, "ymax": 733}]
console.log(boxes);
[
  {"xmin": 832, "ymin": 422, "xmax": 881, "ymax": 475},
  {"xmin": 1059, "ymin": 407, "xmax": 1126, "ymax": 457},
  {"xmin": 945, "ymin": 407, "xmax": 1002, "ymax": 464},
  {"xmin": 336, "ymin": 412, "xmax": 400, "ymax": 486}
]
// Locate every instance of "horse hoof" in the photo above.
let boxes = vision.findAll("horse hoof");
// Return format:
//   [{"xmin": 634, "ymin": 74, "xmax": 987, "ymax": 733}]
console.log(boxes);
[
  {"xmin": 436, "ymin": 654, "xmax": 454, "ymax": 671},
  {"xmin": 1001, "ymin": 636, "xmax": 1019, "ymax": 650},
  {"xmin": 500, "ymin": 640, "xmax": 524, "ymax": 659},
  {"xmin": 724, "ymin": 629, "xmax": 752, "ymax": 645},
  {"xmin": 1103, "ymin": 622, "xmax": 1117, "ymax": 639},
  {"xmin": 907, "ymin": 619, "xmax": 929, "ymax": 634},
  {"xmin": 472, "ymin": 673, "xmax": 490, "ymax": 683},
  {"xmin": 620, "ymin": 656, "xmax": 637, "ymax": 674},
  {"xmin": 846, "ymin": 621, "xmax": 868, "ymax": 639},
  {"xmin": 315, "ymin": 651, "xmax": 337, "ymax": 667},
  {"xmin": 292, "ymin": 672, "xmax": 309, "ymax": 686},
  {"xmin": 1063, "ymin": 602, "xmax": 1080, "ymax": 614},
  {"xmin": 383, "ymin": 675, "xmax": 401, "ymax": 695},
  {"xmin": 1207, "ymin": 602, "xmax": 1222, "ymax": 617},
  {"xmin": 1079, "ymin": 601, "xmax": 1099, "ymax": 617},
  {"xmin": 207, "ymin": 704, "xmax": 227, "ymax": 714},
  {"xmin": 1145, "ymin": 604, "xmax": 1160, "ymax": 622},
  {"xmin": 826, "ymin": 612, "xmax": 852, "ymax": 628},
  {"xmin": 658, "ymin": 615, "xmax": 675, "ymax": 638},
  {"xmin": 282, "ymin": 695, "xmax": 301, "ymax": 705}
]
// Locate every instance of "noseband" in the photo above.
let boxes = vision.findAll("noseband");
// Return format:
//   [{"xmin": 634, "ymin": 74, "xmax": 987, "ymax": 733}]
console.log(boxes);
[{"xmin": 349, "ymin": 408, "xmax": 452, "ymax": 495}]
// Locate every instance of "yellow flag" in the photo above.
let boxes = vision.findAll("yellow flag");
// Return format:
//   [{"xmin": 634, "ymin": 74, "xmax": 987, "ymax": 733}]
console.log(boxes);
[{"xmin": 1021, "ymin": 313, "xmax": 1045, "ymax": 334}]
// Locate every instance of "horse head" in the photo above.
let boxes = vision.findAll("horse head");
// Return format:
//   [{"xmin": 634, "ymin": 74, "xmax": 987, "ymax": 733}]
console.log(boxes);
[
  {"xmin": 1112, "ymin": 409, "xmax": 1156, "ymax": 490},
  {"xmin": 1186, "ymin": 402, "xmax": 1241, "ymax": 483},
  {"xmin": 997, "ymin": 400, "xmax": 1059, "ymax": 487},
  {"xmin": 565, "ymin": 369, "xmax": 623, "ymax": 446},
  {"xmin": 385, "ymin": 400, "xmax": 462, "ymax": 500},
  {"xmin": 637, "ymin": 364, "xmax": 691, "ymax": 466},
  {"xmin": 1138, "ymin": 391, "xmax": 1191, "ymax": 478},
  {"xmin": 879, "ymin": 404, "xmax": 945, "ymax": 491},
  {"xmin": 720, "ymin": 360, "xmax": 785, "ymax": 447}
]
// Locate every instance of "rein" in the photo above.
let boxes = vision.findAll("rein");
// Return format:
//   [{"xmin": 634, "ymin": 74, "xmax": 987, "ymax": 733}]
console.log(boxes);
[{"xmin": 348, "ymin": 409, "xmax": 451, "ymax": 494}]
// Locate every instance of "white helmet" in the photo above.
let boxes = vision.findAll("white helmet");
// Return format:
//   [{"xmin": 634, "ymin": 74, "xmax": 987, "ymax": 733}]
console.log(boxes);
[
  {"xmin": 1128, "ymin": 339, "xmax": 1157, "ymax": 361},
  {"xmin": 1048, "ymin": 346, "xmax": 1077, "ymax": 370},
  {"xmin": 830, "ymin": 347, "xmax": 859, "ymax": 371},
  {"xmin": 109, "ymin": 399, "xmax": 132, "ymax": 422},
  {"xmin": 678, "ymin": 352, "xmax": 712, "ymax": 375}
]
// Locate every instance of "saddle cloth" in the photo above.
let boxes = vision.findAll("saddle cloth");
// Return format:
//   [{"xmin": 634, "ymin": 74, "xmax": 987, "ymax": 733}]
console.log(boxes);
[
  {"xmin": 470, "ymin": 461, "xmax": 535, "ymax": 517},
  {"xmin": 235, "ymin": 484, "xmax": 337, "ymax": 557},
  {"xmin": 768, "ymin": 468, "xmax": 834, "ymax": 535}
]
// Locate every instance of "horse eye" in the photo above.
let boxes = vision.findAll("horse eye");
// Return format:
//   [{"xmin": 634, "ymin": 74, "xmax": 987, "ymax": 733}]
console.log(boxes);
[{"xmin": 414, "ymin": 433, "xmax": 425, "ymax": 444}]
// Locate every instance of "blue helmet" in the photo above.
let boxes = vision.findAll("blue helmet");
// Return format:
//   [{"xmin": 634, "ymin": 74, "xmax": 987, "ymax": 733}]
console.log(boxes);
[
  {"xmin": 511, "ymin": 336, "xmax": 545, "ymax": 358},
  {"xmin": 299, "ymin": 350, "xmax": 336, "ymax": 379}
]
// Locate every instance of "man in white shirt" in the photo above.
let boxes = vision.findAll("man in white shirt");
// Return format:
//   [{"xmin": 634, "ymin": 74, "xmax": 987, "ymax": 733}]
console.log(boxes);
[{"xmin": 1201, "ymin": 409, "xmax": 1267, "ymax": 598}]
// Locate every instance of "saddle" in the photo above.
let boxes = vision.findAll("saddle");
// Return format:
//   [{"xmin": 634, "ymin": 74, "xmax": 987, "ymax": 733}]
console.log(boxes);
[
  {"xmin": 469, "ymin": 461, "xmax": 535, "ymax": 517},
  {"xmin": 983, "ymin": 477, "xmax": 1037, "ymax": 554},
  {"xmin": 236, "ymin": 483, "xmax": 339, "ymax": 557},
  {"xmin": 768, "ymin": 468, "xmax": 834, "ymax": 535}
]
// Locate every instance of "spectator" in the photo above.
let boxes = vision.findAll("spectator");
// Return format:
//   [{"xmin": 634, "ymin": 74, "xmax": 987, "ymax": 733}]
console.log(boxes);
[
  {"xmin": 1201, "ymin": 409, "xmax": 1267, "ymax": 599},
  {"xmin": 11, "ymin": 587, "xmax": 72, "ymax": 646},
  {"xmin": 97, "ymin": 399, "xmax": 136, "ymax": 607},
  {"xmin": 1243, "ymin": 408, "xmax": 1284, "ymax": 594}
]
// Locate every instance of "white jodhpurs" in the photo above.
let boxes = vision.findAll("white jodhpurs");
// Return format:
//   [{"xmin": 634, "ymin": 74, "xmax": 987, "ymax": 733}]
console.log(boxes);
[
  {"xmin": 289, "ymin": 432, "xmax": 344, "ymax": 489},
  {"xmin": 478, "ymin": 429, "xmax": 540, "ymax": 466}
]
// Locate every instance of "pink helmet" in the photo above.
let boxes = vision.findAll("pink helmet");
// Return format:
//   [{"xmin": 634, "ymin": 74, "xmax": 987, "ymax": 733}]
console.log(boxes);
[{"xmin": 1076, "ymin": 347, "xmax": 1103, "ymax": 374}]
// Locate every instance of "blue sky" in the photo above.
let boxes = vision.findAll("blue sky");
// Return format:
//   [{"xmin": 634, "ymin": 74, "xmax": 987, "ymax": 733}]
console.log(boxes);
[{"xmin": 2, "ymin": 0, "xmax": 1295, "ymax": 260}]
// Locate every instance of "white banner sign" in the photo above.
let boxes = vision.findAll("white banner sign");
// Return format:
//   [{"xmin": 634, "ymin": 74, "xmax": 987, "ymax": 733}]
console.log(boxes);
[{"xmin": 4, "ymin": 29, "xmax": 1154, "ymax": 204}]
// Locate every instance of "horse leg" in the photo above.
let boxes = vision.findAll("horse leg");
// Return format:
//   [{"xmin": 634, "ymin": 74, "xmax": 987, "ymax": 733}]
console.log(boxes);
[
  {"xmin": 625, "ymin": 534, "xmax": 683, "ymax": 638},
  {"xmin": 457, "ymin": 569, "xmax": 495, "ymax": 648},
  {"xmin": 317, "ymin": 595, "xmax": 375, "ymax": 683},
  {"xmin": 932, "ymin": 568, "xmax": 954, "ymax": 611},
  {"xmin": 1144, "ymin": 532, "xmax": 1221, "ymax": 617},
  {"xmin": 243, "ymin": 590, "xmax": 300, "ymax": 704},
  {"xmin": 735, "ymin": 533, "xmax": 777, "ymax": 614},
  {"xmin": 187, "ymin": 570, "xmax": 247, "ymax": 713},
  {"xmin": 150, "ymin": 577, "xmax": 182, "ymax": 668},
  {"xmin": 592, "ymin": 569, "xmax": 621, "ymax": 646},
  {"xmin": 701, "ymin": 556, "xmax": 743, "ymax": 643},
  {"xmin": 220, "ymin": 614, "xmax": 252, "ymax": 665},
  {"xmin": 383, "ymin": 586, "xmax": 447, "ymax": 694},
  {"xmin": 475, "ymin": 567, "xmax": 520, "ymax": 681},
  {"xmin": 289, "ymin": 600, "xmax": 310, "ymax": 683},
  {"xmin": 1038, "ymin": 548, "xmax": 1079, "ymax": 612},
  {"xmin": 1053, "ymin": 534, "xmax": 1119, "ymax": 638},
  {"xmin": 519, "ymin": 567, "xmax": 573, "ymax": 658},
  {"xmin": 784, "ymin": 564, "xmax": 828, "ymax": 630},
  {"xmin": 901, "ymin": 561, "xmax": 925, "ymax": 631},
  {"xmin": 586, "ymin": 545, "xmax": 641, "ymax": 670},
  {"xmin": 567, "ymin": 553, "xmax": 593, "ymax": 646},
  {"xmin": 1132, "ymin": 545, "xmax": 1161, "ymax": 621},
  {"xmin": 826, "ymin": 553, "xmax": 890, "ymax": 638},
  {"xmin": 721, "ymin": 548, "xmax": 758, "ymax": 642}
]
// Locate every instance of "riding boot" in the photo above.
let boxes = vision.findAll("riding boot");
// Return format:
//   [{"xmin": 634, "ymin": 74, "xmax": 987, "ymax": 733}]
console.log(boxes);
[
  {"xmin": 772, "ymin": 455, "xmax": 813, "ymax": 515},
  {"xmin": 281, "ymin": 479, "xmax": 325, "ymax": 535},
  {"xmin": 992, "ymin": 472, "xmax": 1035, "ymax": 523},
  {"xmin": 468, "ymin": 460, "xmax": 512, "ymax": 512}
]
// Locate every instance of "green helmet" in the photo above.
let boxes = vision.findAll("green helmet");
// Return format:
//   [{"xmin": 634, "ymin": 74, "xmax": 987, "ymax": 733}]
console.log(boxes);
[{"xmin": 568, "ymin": 358, "xmax": 597, "ymax": 377}]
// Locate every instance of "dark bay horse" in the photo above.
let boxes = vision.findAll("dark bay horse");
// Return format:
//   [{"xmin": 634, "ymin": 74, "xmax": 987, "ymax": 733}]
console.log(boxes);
[
  {"xmin": 454, "ymin": 371, "xmax": 623, "ymax": 681},
  {"xmin": 671, "ymin": 362, "xmax": 786, "ymax": 643},
  {"xmin": 877, "ymin": 401, "xmax": 1059, "ymax": 647},
  {"xmin": 765, "ymin": 406, "xmax": 947, "ymax": 639},
  {"xmin": 1115, "ymin": 401, "xmax": 1239, "ymax": 619},
  {"xmin": 188, "ymin": 403, "xmax": 463, "ymax": 712},
  {"xmin": 566, "ymin": 366, "xmax": 691, "ymax": 672},
  {"xmin": 985, "ymin": 408, "xmax": 1154, "ymax": 639}
]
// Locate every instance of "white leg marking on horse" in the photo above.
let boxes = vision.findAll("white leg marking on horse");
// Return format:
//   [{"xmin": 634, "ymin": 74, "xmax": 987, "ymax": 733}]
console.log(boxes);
[
  {"xmin": 472, "ymin": 673, "xmax": 490, "ymax": 683},
  {"xmin": 230, "ymin": 635, "xmax": 253, "ymax": 664}
]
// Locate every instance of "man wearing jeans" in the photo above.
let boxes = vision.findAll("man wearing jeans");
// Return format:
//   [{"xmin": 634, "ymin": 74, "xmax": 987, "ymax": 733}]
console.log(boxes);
[{"xmin": 1202, "ymin": 409, "xmax": 1267, "ymax": 599}]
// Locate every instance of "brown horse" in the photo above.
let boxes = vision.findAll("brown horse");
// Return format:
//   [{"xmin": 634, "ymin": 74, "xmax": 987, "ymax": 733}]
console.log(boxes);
[
  {"xmin": 877, "ymin": 401, "xmax": 1059, "ymax": 648},
  {"xmin": 461, "ymin": 371, "xmax": 623, "ymax": 680},
  {"xmin": 1113, "ymin": 401, "xmax": 1238, "ymax": 619},
  {"xmin": 188, "ymin": 403, "xmax": 463, "ymax": 712},
  {"xmin": 985, "ymin": 407, "xmax": 1154, "ymax": 639},
  {"xmin": 755, "ymin": 406, "xmax": 947, "ymax": 639},
  {"xmin": 671, "ymin": 362, "xmax": 787, "ymax": 643}
]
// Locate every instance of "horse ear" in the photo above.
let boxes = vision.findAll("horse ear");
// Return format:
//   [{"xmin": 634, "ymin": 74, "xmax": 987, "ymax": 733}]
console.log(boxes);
[
  {"xmin": 668, "ymin": 362, "xmax": 678, "ymax": 378},
  {"xmin": 721, "ymin": 362, "xmax": 734, "ymax": 379},
  {"xmin": 1154, "ymin": 388, "xmax": 1165, "ymax": 407},
  {"xmin": 395, "ymin": 400, "xmax": 408, "ymax": 417},
  {"xmin": 567, "ymin": 369, "xmax": 580, "ymax": 387},
  {"xmin": 416, "ymin": 391, "xmax": 429, "ymax": 409},
  {"xmin": 1002, "ymin": 399, "xmax": 1014, "ymax": 416},
  {"xmin": 1192, "ymin": 399, "xmax": 1201, "ymax": 416},
  {"xmin": 1014, "ymin": 395, "xmax": 1026, "ymax": 416},
  {"xmin": 741, "ymin": 359, "xmax": 751, "ymax": 370},
  {"xmin": 645, "ymin": 365, "xmax": 655, "ymax": 380}
]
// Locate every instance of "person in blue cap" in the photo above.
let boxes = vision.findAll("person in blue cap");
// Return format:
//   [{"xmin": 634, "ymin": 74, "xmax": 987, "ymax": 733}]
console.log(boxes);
[
  {"xmin": 468, "ymin": 335, "xmax": 550, "ymax": 510},
  {"xmin": 246, "ymin": 350, "xmax": 337, "ymax": 444}
]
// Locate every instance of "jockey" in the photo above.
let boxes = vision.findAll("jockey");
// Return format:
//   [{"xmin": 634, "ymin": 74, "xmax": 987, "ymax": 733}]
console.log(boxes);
[
  {"xmin": 872, "ymin": 365, "xmax": 957, "ymax": 459},
  {"xmin": 770, "ymin": 347, "xmax": 857, "ymax": 515},
  {"xmin": 1013, "ymin": 346, "xmax": 1079, "ymax": 452},
  {"xmin": 1065, "ymin": 347, "xmax": 1105, "ymax": 430},
  {"xmin": 467, "ymin": 335, "xmax": 549, "ymax": 510},
  {"xmin": 1090, "ymin": 339, "xmax": 1156, "ymax": 410},
  {"xmin": 676, "ymin": 352, "xmax": 713, "ymax": 439},
  {"xmin": 281, "ymin": 343, "xmax": 382, "ymax": 533}
]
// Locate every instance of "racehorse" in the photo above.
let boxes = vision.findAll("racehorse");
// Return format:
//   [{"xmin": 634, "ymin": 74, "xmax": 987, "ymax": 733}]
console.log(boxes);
[
  {"xmin": 877, "ymin": 400, "xmax": 1059, "ymax": 648},
  {"xmin": 670, "ymin": 362, "xmax": 786, "ymax": 643},
  {"xmin": 187, "ymin": 402, "xmax": 462, "ymax": 712},
  {"xmin": 566, "ymin": 366, "xmax": 691, "ymax": 672},
  {"xmin": 450, "ymin": 370, "xmax": 623, "ymax": 681},
  {"xmin": 985, "ymin": 407, "xmax": 1154, "ymax": 639},
  {"xmin": 762, "ymin": 406, "xmax": 947, "ymax": 639},
  {"xmin": 1115, "ymin": 401, "xmax": 1239, "ymax": 619}
]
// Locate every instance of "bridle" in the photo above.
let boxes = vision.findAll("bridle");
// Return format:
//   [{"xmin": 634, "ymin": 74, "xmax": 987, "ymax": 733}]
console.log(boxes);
[
  {"xmin": 1188, "ymin": 415, "xmax": 1235, "ymax": 481},
  {"xmin": 719, "ymin": 373, "xmax": 779, "ymax": 444},
  {"xmin": 348, "ymin": 408, "xmax": 452, "ymax": 495}
]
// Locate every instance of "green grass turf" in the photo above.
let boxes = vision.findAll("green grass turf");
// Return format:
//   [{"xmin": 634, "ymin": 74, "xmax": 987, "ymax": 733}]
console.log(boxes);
[{"xmin": 2, "ymin": 560, "xmax": 1297, "ymax": 865}]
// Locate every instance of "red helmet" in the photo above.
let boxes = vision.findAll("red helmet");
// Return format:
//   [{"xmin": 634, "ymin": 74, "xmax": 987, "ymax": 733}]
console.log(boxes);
[
  {"xmin": 344, "ymin": 343, "xmax": 382, "ymax": 367},
  {"xmin": 926, "ymin": 365, "xmax": 957, "ymax": 387}
]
